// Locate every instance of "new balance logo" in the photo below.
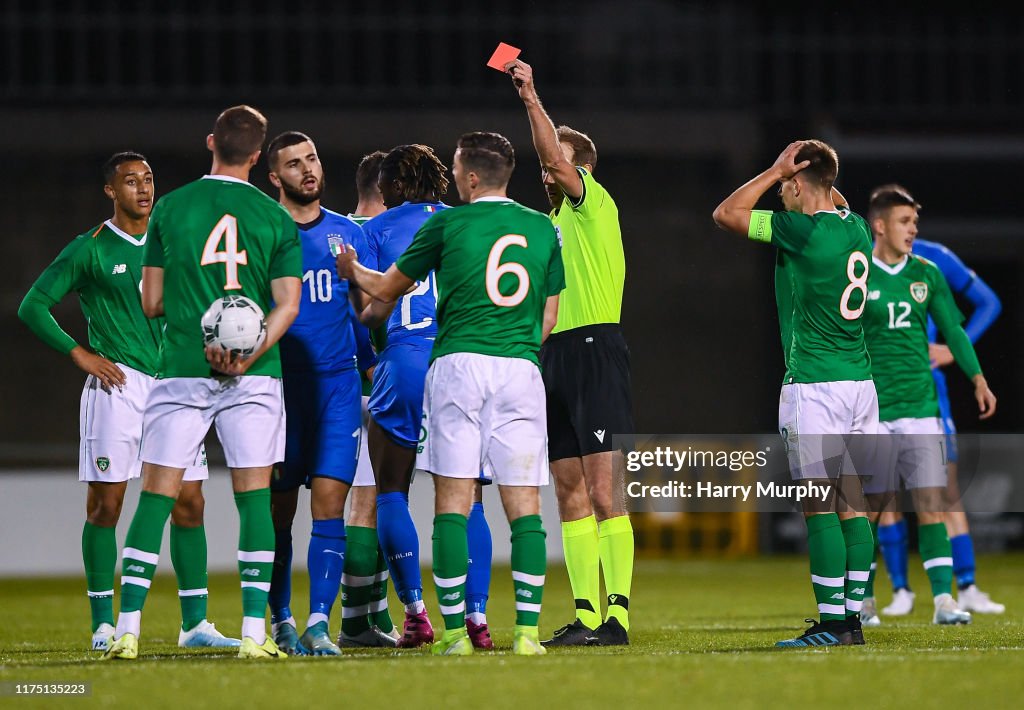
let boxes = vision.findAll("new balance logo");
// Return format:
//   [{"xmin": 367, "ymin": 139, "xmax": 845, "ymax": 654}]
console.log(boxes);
[
  {"xmin": 241, "ymin": 568, "xmax": 261, "ymax": 577},
  {"xmin": 111, "ymin": 263, "xmax": 127, "ymax": 274},
  {"xmin": 594, "ymin": 430, "xmax": 606, "ymax": 443},
  {"xmin": 830, "ymin": 592, "xmax": 844, "ymax": 600},
  {"xmin": 442, "ymin": 592, "xmax": 460, "ymax": 602},
  {"xmin": 516, "ymin": 589, "xmax": 533, "ymax": 599},
  {"xmin": 126, "ymin": 565, "xmax": 146, "ymax": 574},
  {"xmin": 851, "ymin": 587, "xmax": 865, "ymax": 596}
]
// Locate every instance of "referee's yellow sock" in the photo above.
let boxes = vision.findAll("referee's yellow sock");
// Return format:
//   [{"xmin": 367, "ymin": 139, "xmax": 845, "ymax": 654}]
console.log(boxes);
[
  {"xmin": 561, "ymin": 515, "xmax": 602, "ymax": 630},
  {"xmin": 598, "ymin": 515, "xmax": 634, "ymax": 631}
]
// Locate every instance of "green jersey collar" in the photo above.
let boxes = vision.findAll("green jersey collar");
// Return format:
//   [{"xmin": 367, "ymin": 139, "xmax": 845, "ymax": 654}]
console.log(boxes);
[
  {"xmin": 872, "ymin": 254, "xmax": 909, "ymax": 275},
  {"xmin": 103, "ymin": 219, "xmax": 146, "ymax": 246}
]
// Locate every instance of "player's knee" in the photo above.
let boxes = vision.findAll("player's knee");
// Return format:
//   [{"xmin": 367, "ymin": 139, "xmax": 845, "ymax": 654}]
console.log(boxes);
[
  {"xmin": 87, "ymin": 498, "xmax": 123, "ymax": 527},
  {"xmin": 172, "ymin": 485, "xmax": 205, "ymax": 526}
]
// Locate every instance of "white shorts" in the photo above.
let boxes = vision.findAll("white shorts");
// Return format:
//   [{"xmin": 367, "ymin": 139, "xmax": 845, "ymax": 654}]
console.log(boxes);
[
  {"xmin": 862, "ymin": 417, "xmax": 947, "ymax": 495},
  {"xmin": 778, "ymin": 380, "xmax": 878, "ymax": 480},
  {"xmin": 79, "ymin": 365, "xmax": 207, "ymax": 483},
  {"xmin": 353, "ymin": 395, "xmax": 376, "ymax": 487},
  {"xmin": 142, "ymin": 375, "xmax": 285, "ymax": 469},
  {"xmin": 417, "ymin": 353, "xmax": 549, "ymax": 487}
]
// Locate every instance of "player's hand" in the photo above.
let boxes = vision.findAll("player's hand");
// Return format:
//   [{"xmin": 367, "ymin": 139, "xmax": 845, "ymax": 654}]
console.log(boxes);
[
  {"xmin": 205, "ymin": 344, "xmax": 250, "ymax": 377},
  {"xmin": 928, "ymin": 343, "xmax": 955, "ymax": 369},
  {"xmin": 70, "ymin": 346, "xmax": 126, "ymax": 392},
  {"xmin": 504, "ymin": 59, "xmax": 536, "ymax": 100},
  {"xmin": 772, "ymin": 141, "xmax": 811, "ymax": 179},
  {"xmin": 973, "ymin": 374, "xmax": 997, "ymax": 420},
  {"xmin": 335, "ymin": 243, "xmax": 358, "ymax": 281}
]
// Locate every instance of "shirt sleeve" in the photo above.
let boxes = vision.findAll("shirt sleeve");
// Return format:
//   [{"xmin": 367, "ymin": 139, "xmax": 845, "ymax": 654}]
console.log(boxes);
[
  {"xmin": 270, "ymin": 212, "xmax": 303, "ymax": 280},
  {"xmin": 566, "ymin": 168, "xmax": 609, "ymax": 220},
  {"xmin": 928, "ymin": 265, "xmax": 982, "ymax": 379},
  {"xmin": 395, "ymin": 215, "xmax": 444, "ymax": 282},
  {"xmin": 767, "ymin": 211, "xmax": 814, "ymax": 253},
  {"xmin": 545, "ymin": 228, "xmax": 566, "ymax": 297},
  {"xmin": 17, "ymin": 287, "xmax": 79, "ymax": 354},
  {"xmin": 18, "ymin": 235, "xmax": 93, "ymax": 354}
]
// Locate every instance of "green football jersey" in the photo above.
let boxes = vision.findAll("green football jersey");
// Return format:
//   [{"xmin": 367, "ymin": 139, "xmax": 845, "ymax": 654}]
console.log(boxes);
[
  {"xmin": 395, "ymin": 197, "xmax": 565, "ymax": 365},
  {"xmin": 749, "ymin": 208, "xmax": 873, "ymax": 384},
  {"xmin": 31, "ymin": 220, "xmax": 163, "ymax": 375},
  {"xmin": 550, "ymin": 168, "xmax": 625, "ymax": 334},
  {"xmin": 142, "ymin": 175, "xmax": 302, "ymax": 378},
  {"xmin": 863, "ymin": 254, "xmax": 980, "ymax": 421},
  {"xmin": 347, "ymin": 213, "xmax": 372, "ymax": 226}
]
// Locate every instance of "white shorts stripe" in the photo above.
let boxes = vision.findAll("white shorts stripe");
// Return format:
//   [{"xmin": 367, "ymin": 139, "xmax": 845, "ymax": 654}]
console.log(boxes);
[
  {"xmin": 121, "ymin": 575, "xmax": 151, "ymax": 589},
  {"xmin": 122, "ymin": 547, "xmax": 159, "ymax": 565},
  {"xmin": 811, "ymin": 574, "xmax": 845, "ymax": 587},
  {"xmin": 846, "ymin": 570, "xmax": 870, "ymax": 582},
  {"xmin": 342, "ymin": 573, "xmax": 375, "ymax": 587},
  {"xmin": 178, "ymin": 588, "xmax": 209, "ymax": 597},
  {"xmin": 87, "ymin": 589, "xmax": 114, "ymax": 598},
  {"xmin": 238, "ymin": 550, "xmax": 275, "ymax": 563},
  {"xmin": 817, "ymin": 603, "xmax": 846, "ymax": 615},
  {"xmin": 439, "ymin": 602, "xmax": 466, "ymax": 616},
  {"xmin": 846, "ymin": 599, "xmax": 864, "ymax": 612},
  {"xmin": 433, "ymin": 573, "xmax": 467, "ymax": 588},
  {"xmin": 511, "ymin": 571, "xmax": 546, "ymax": 586},
  {"xmin": 923, "ymin": 557, "xmax": 954, "ymax": 570},
  {"xmin": 241, "ymin": 581, "xmax": 271, "ymax": 592},
  {"xmin": 515, "ymin": 602, "xmax": 542, "ymax": 613}
]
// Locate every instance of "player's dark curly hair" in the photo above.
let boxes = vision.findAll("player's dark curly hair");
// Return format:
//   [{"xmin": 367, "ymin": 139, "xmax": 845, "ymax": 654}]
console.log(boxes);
[{"xmin": 379, "ymin": 144, "xmax": 449, "ymax": 202}]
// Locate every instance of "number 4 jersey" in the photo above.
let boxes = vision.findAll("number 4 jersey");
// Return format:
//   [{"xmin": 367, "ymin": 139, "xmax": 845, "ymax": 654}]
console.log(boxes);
[
  {"xmin": 395, "ymin": 197, "xmax": 565, "ymax": 366},
  {"xmin": 863, "ymin": 254, "xmax": 980, "ymax": 421},
  {"xmin": 142, "ymin": 175, "xmax": 302, "ymax": 378},
  {"xmin": 749, "ymin": 208, "xmax": 873, "ymax": 385}
]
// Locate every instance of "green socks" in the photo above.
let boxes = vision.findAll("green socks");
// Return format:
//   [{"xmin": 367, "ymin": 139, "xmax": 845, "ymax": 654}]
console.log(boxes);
[
  {"xmin": 866, "ymin": 519, "xmax": 879, "ymax": 599},
  {"xmin": 235, "ymin": 489, "xmax": 275, "ymax": 626},
  {"xmin": 82, "ymin": 521, "xmax": 117, "ymax": 632},
  {"xmin": 919, "ymin": 522, "xmax": 954, "ymax": 597},
  {"xmin": 511, "ymin": 515, "xmax": 546, "ymax": 627},
  {"xmin": 806, "ymin": 513, "xmax": 846, "ymax": 621},
  {"xmin": 120, "ymin": 491, "xmax": 175, "ymax": 614},
  {"xmin": 561, "ymin": 515, "xmax": 601, "ymax": 629},
  {"xmin": 170, "ymin": 524, "xmax": 209, "ymax": 632},
  {"xmin": 432, "ymin": 513, "xmax": 468, "ymax": 631},
  {"xmin": 341, "ymin": 525, "xmax": 379, "ymax": 637},
  {"xmin": 370, "ymin": 543, "xmax": 395, "ymax": 633},
  {"xmin": 598, "ymin": 515, "xmax": 634, "ymax": 630},
  {"xmin": 841, "ymin": 516, "xmax": 874, "ymax": 617}
]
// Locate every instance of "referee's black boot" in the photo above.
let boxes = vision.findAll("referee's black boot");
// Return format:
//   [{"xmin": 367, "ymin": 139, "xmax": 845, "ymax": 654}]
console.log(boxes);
[
  {"xmin": 585, "ymin": 617, "xmax": 629, "ymax": 646},
  {"xmin": 541, "ymin": 619, "xmax": 594, "ymax": 647}
]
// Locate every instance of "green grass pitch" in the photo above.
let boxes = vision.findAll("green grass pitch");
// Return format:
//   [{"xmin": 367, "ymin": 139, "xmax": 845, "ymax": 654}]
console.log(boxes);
[{"xmin": 2, "ymin": 556, "xmax": 1022, "ymax": 709}]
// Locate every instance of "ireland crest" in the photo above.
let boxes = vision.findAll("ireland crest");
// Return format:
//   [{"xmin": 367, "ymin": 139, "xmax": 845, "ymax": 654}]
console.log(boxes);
[
  {"xmin": 327, "ymin": 235, "xmax": 345, "ymax": 257},
  {"xmin": 96, "ymin": 457, "xmax": 110, "ymax": 472},
  {"xmin": 910, "ymin": 282, "xmax": 928, "ymax": 303}
]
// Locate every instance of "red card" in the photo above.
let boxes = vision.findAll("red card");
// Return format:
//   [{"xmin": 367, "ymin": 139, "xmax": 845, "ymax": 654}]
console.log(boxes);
[{"xmin": 487, "ymin": 42, "xmax": 521, "ymax": 72}]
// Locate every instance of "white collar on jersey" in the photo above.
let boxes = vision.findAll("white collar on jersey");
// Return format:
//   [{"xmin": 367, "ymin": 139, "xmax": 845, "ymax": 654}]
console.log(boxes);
[
  {"xmin": 471, "ymin": 196, "xmax": 513, "ymax": 204},
  {"xmin": 104, "ymin": 219, "xmax": 146, "ymax": 246},
  {"xmin": 201, "ymin": 174, "xmax": 256, "ymax": 188},
  {"xmin": 872, "ymin": 254, "xmax": 909, "ymax": 275}
]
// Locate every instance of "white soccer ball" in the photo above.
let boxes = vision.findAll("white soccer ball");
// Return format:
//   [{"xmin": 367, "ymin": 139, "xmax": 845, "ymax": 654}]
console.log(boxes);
[{"xmin": 201, "ymin": 295, "xmax": 267, "ymax": 357}]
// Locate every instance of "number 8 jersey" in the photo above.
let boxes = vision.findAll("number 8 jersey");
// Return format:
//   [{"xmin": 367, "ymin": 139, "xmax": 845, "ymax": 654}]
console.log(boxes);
[
  {"xmin": 749, "ymin": 208, "xmax": 873, "ymax": 385},
  {"xmin": 142, "ymin": 174, "xmax": 302, "ymax": 378}
]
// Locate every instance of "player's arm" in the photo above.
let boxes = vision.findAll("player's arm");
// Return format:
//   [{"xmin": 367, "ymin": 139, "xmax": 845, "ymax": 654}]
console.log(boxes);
[
  {"xmin": 505, "ymin": 59, "xmax": 583, "ymax": 202},
  {"xmin": 930, "ymin": 277, "xmax": 996, "ymax": 419},
  {"xmin": 140, "ymin": 266, "xmax": 164, "ymax": 318},
  {"xmin": 206, "ymin": 275, "xmax": 301, "ymax": 376},
  {"xmin": 926, "ymin": 247, "xmax": 1002, "ymax": 367},
  {"xmin": 542, "ymin": 295, "xmax": 560, "ymax": 342},
  {"xmin": 712, "ymin": 141, "xmax": 810, "ymax": 236},
  {"xmin": 336, "ymin": 244, "xmax": 414, "ymax": 304}
]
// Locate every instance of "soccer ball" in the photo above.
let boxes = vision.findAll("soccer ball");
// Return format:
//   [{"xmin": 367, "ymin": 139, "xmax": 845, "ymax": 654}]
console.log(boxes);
[{"xmin": 201, "ymin": 295, "xmax": 267, "ymax": 357}]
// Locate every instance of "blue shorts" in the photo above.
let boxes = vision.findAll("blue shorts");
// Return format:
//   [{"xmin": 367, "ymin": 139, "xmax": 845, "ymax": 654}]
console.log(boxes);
[
  {"xmin": 933, "ymin": 369, "xmax": 959, "ymax": 464},
  {"xmin": 369, "ymin": 340, "xmax": 431, "ymax": 449},
  {"xmin": 274, "ymin": 369, "xmax": 362, "ymax": 491}
]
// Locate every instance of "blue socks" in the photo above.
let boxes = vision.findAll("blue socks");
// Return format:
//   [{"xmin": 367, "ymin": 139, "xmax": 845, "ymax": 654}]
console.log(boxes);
[
  {"xmin": 377, "ymin": 492, "xmax": 423, "ymax": 606},
  {"xmin": 466, "ymin": 501, "xmax": 492, "ymax": 618},
  {"xmin": 269, "ymin": 527, "xmax": 293, "ymax": 624},
  {"xmin": 951, "ymin": 533, "xmax": 976, "ymax": 589},
  {"xmin": 878, "ymin": 519, "xmax": 910, "ymax": 591},
  {"xmin": 308, "ymin": 518, "xmax": 346, "ymax": 623}
]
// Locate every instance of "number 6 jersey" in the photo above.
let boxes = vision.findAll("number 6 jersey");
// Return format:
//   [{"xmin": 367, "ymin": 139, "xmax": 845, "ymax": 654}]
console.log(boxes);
[{"xmin": 142, "ymin": 174, "xmax": 302, "ymax": 378}]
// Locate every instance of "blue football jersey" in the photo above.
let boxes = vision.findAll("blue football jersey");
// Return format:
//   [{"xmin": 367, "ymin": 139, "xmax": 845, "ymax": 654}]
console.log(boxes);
[
  {"xmin": 913, "ymin": 239, "xmax": 1000, "ymax": 344},
  {"xmin": 279, "ymin": 207, "xmax": 362, "ymax": 375},
  {"xmin": 356, "ymin": 201, "xmax": 448, "ymax": 345}
]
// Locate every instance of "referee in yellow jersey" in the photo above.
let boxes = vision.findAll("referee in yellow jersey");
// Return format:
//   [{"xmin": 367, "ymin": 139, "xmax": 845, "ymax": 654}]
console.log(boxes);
[{"xmin": 506, "ymin": 58, "xmax": 633, "ymax": 646}]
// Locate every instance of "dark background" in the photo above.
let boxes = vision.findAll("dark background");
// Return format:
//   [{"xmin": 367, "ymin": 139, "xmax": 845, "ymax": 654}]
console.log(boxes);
[{"xmin": 3, "ymin": 1, "xmax": 1023, "ymax": 464}]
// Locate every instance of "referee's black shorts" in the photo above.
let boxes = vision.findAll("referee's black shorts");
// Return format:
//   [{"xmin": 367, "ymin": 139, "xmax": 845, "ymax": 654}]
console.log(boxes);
[{"xmin": 540, "ymin": 323, "xmax": 634, "ymax": 462}]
